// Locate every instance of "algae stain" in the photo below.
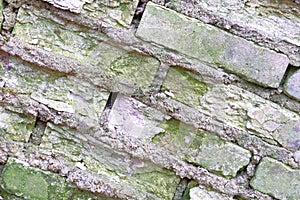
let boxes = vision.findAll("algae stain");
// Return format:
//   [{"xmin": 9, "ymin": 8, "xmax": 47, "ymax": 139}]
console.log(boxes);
[
  {"xmin": 163, "ymin": 66, "xmax": 208, "ymax": 107},
  {"xmin": 2, "ymin": 163, "xmax": 48, "ymax": 200}
]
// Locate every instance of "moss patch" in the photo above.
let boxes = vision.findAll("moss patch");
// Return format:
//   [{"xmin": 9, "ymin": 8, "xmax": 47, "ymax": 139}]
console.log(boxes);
[
  {"xmin": 0, "ymin": 159, "xmax": 74, "ymax": 200},
  {"xmin": 162, "ymin": 66, "xmax": 208, "ymax": 107}
]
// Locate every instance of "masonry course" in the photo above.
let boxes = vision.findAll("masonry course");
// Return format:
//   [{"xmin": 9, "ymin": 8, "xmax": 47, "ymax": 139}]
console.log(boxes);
[{"xmin": 0, "ymin": 0, "xmax": 300, "ymax": 200}]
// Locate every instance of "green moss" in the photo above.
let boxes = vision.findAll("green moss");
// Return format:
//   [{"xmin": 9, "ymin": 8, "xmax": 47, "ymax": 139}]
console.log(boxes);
[
  {"xmin": 132, "ymin": 169, "xmax": 180, "ymax": 200},
  {"xmin": 0, "ymin": 109, "xmax": 36, "ymax": 142},
  {"xmin": 2, "ymin": 162, "xmax": 49, "ymax": 199},
  {"xmin": 1, "ymin": 159, "xmax": 74, "ymax": 200},
  {"xmin": 162, "ymin": 67, "xmax": 208, "ymax": 107},
  {"xmin": 109, "ymin": 53, "xmax": 159, "ymax": 87}
]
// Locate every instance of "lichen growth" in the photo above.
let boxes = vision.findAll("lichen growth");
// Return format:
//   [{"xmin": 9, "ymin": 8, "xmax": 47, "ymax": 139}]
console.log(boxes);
[
  {"xmin": 162, "ymin": 66, "xmax": 208, "ymax": 107},
  {"xmin": 0, "ymin": 159, "xmax": 73, "ymax": 200}
]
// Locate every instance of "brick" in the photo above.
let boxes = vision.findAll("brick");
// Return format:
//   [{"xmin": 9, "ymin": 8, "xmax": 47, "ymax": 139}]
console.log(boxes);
[
  {"xmin": 41, "ymin": 0, "xmax": 139, "ymax": 27},
  {"xmin": 153, "ymin": 118, "xmax": 251, "ymax": 177},
  {"xmin": 108, "ymin": 94, "xmax": 166, "ymax": 141},
  {"xmin": 82, "ymin": 0, "xmax": 139, "ymax": 27},
  {"xmin": 284, "ymin": 69, "xmax": 300, "ymax": 101},
  {"xmin": 250, "ymin": 157, "xmax": 300, "ymax": 200},
  {"xmin": 136, "ymin": 2, "xmax": 289, "ymax": 88},
  {"xmin": 13, "ymin": 5, "xmax": 159, "ymax": 88},
  {"xmin": 190, "ymin": 186, "xmax": 234, "ymax": 200},
  {"xmin": 42, "ymin": 0, "xmax": 87, "ymax": 13},
  {"xmin": 163, "ymin": 67, "xmax": 300, "ymax": 149},
  {"xmin": 273, "ymin": 119, "xmax": 300, "ymax": 151}
]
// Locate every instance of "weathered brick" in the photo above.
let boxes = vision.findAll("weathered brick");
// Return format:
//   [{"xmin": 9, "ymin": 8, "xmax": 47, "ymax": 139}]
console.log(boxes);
[
  {"xmin": 108, "ymin": 93, "xmax": 251, "ymax": 177},
  {"xmin": 1, "ymin": 158, "xmax": 73, "ymax": 199},
  {"xmin": 163, "ymin": 66, "xmax": 300, "ymax": 149},
  {"xmin": 13, "ymin": 4, "xmax": 159, "ymax": 88},
  {"xmin": 284, "ymin": 69, "xmax": 300, "ymax": 101},
  {"xmin": 41, "ymin": 0, "xmax": 139, "ymax": 27},
  {"xmin": 0, "ymin": 158, "xmax": 114, "ymax": 200},
  {"xmin": 153, "ymin": 118, "xmax": 251, "ymax": 177},
  {"xmin": 82, "ymin": 0, "xmax": 139, "ymax": 27},
  {"xmin": 42, "ymin": 0, "xmax": 87, "ymax": 13},
  {"xmin": 250, "ymin": 157, "xmax": 300, "ymax": 200},
  {"xmin": 190, "ymin": 186, "xmax": 234, "ymax": 200},
  {"xmin": 273, "ymin": 119, "xmax": 300, "ymax": 151},
  {"xmin": 108, "ymin": 94, "xmax": 166, "ymax": 141},
  {"xmin": 136, "ymin": 2, "xmax": 289, "ymax": 88}
]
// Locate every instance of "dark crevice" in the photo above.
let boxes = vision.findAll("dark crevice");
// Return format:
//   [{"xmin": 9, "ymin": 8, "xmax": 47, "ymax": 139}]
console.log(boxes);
[
  {"xmin": 172, "ymin": 178, "xmax": 189, "ymax": 200},
  {"xmin": 104, "ymin": 92, "xmax": 119, "ymax": 110},
  {"xmin": 99, "ymin": 92, "xmax": 119, "ymax": 127},
  {"xmin": 279, "ymin": 64, "xmax": 297, "ymax": 88},
  {"xmin": 28, "ymin": 119, "xmax": 47, "ymax": 145},
  {"xmin": 165, "ymin": 0, "xmax": 171, "ymax": 4},
  {"xmin": 131, "ymin": 0, "xmax": 149, "ymax": 28}
]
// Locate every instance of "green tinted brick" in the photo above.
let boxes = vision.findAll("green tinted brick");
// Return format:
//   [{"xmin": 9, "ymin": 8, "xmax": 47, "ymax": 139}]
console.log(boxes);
[
  {"xmin": 250, "ymin": 157, "xmax": 300, "ymax": 199},
  {"xmin": 0, "ymin": 56, "xmax": 109, "ymax": 118},
  {"xmin": 0, "ymin": 107, "xmax": 36, "ymax": 142},
  {"xmin": 1, "ymin": 158, "xmax": 73, "ymax": 200},
  {"xmin": 40, "ymin": 123, "xmax": 179, "ymax": 199}
]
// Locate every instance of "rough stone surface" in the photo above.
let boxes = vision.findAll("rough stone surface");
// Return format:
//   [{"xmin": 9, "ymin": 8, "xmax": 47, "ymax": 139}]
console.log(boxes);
[
  {"xmin": 82, "ymin": 0, "xmax": 139, "ymax": 27},
  {"xmin": 0, "ymin": 0, "xmax": 3, "ymax": 26},
  {"xmin": 153, "ymin": 118, "xmax": 251, "ymax": 177},
  {"xmin": 108, "ymin": 94, "xmax": 166, "ymax": 141},
  {"xmin": 42, "ymin": 0, "xmax": 88, "ymax": 13},
  {"xmin": 136, "ymin": 2, "xmax": 289, "ymax": 88},
  {"xmin": 190, "ymin": 186, "xmax": 234, "ymax": 200},
  {"xmin": 273, "ymin": 119, "xmax": 300, "ymax": 151},
  {"xmin": 0, "ymin": 107, "xmax": 36, "ymax": 142},
  {"xmin": 284, "ymin": 69, "xmax": 300, "ymax": 101},
  {"xmin": 0, "ymin": 56, "xmax": 110, "ymax": 119},
  {"xmin": 250, "ymin": 157, "xmax": 300, "ymax": 200}
]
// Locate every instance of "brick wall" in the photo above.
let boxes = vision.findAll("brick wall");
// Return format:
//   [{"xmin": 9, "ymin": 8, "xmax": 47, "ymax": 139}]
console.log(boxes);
[{"xmin": 0, "ymin": 0, "xmax": 299, "ymax": 199}]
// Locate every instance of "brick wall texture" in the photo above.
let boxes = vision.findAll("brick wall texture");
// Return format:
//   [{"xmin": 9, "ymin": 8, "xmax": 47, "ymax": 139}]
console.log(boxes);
[{"xmin": 0, "ymin": 0, "xmax": 300, "ymax": 199}]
